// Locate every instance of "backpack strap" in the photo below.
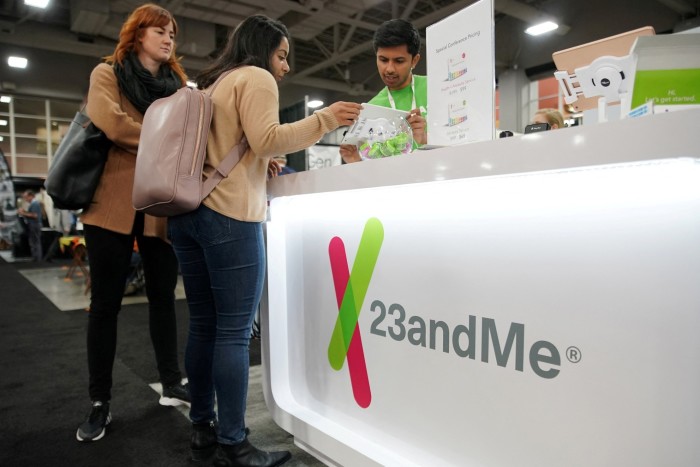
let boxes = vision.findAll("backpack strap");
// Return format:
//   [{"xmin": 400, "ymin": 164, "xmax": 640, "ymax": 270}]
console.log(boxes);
[
  {"xmin": 205, "ymin": 66, "xmax": 241, "ymax": 96},
  {"xmin": 201, "ymin": 66, "xmax": 249, "ymax": 199},
  {"xmin": 201, "ymin": 136, "xmax": 249, "ymax": 199}
]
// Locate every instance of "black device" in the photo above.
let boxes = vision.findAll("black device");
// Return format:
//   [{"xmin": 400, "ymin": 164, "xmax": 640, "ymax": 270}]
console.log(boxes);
[{"xmin": 524, "ymin": 122, "xmax": 551, "ymax": 134}]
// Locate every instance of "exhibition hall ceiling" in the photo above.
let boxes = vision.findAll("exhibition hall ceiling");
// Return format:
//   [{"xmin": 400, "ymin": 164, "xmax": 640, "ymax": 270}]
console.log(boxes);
[{"xmin": 0, "ymin": 0, "xmax": 696, "ymax": 107}]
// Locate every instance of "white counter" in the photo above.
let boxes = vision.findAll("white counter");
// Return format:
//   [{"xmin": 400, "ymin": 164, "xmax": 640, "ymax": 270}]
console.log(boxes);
[{"xmin": 261, "ymin": 109, "xmax": 700, "ymax": 467}]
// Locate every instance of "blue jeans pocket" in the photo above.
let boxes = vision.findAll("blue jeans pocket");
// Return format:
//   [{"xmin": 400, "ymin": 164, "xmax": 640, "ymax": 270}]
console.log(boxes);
[{"xmin": 196, "ymin": 205, "xmax": 231, "ymax": 245}]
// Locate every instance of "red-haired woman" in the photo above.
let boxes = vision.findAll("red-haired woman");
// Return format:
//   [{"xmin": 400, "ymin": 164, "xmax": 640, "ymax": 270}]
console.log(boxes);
[{"xmin": 76, "ymin": 3, "xmax": 189, "ymax": 442}]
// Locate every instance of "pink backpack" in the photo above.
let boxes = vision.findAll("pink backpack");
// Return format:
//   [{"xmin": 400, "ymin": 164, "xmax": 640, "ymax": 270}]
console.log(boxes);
[{"xmin": 132, "ymin": 69, "xmax": 247, "ymax": 217}]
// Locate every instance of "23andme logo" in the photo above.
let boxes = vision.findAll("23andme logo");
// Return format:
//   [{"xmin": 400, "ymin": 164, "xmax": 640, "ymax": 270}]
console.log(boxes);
[{"xmin": 327, "ymin": 218, "xmax": 384, "ymax": 408}]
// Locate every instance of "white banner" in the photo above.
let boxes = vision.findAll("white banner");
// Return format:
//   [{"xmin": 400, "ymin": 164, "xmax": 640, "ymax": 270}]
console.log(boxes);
[{"xmin": 426, "ymin": 0, "xmax": 495, "ymax": 145}]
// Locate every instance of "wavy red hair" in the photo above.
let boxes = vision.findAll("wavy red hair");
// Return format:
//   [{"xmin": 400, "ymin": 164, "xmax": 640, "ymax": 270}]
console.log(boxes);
[{"xmin": 104, "ymin": 3, "xmax": 187, "ymax": 85}]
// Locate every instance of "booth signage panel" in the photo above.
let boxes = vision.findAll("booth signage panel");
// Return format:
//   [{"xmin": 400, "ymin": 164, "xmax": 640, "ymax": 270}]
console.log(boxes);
[
  {"xmin": 426, "ymin": 0, "xmax": 495, "ymax": 146},
  {"xmin": 266, "ymin": 158, "xmax": 700, "ymax": 466},
  {"xmin": 308, "ymin": 145, "xmax": 342, "ymax": 171}
]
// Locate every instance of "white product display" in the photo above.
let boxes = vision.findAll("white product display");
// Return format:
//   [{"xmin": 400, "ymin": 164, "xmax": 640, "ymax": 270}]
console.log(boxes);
[
  {"xmin": 552, "ymin": 26, "xmax": 655, "ymax": 121},
  {"xmin": 555, "ymin": 54, "xmax": 636, "ymax": 122},
  {"xmin": 555, "ymin": 54, "xmax": 635, "ymax": 104},
  {"xmin": 626, "ymin": 33, "xmax": 700, "ymax": 115},
  {"xmin": 340, "ymin": 104, "xmax": 408, "ymax": 147},
  {"xmin": 262, "ymin": 110, "xmax": 700, "ymax": 467}
]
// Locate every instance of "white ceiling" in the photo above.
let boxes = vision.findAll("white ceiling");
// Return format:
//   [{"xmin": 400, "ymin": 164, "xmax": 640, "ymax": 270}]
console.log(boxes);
[{"xmin": 0, "ymin": 0, "xmax": 697, "ymax": 108}]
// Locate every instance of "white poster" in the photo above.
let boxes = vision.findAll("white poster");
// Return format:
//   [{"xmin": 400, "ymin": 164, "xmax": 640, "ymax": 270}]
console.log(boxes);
[{"xmin": 426, "ymin": 0, "xmax": 495, "ymax": 145}]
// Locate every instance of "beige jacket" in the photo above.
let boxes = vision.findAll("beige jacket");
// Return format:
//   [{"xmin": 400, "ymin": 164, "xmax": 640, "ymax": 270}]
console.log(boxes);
[
  {"xmin": 82, "ymin": 63, "xmax": 169, "ymax": 240},
  {"xmin": 203, "ymin": 66, "xmax": 339, "ymax": 222}
]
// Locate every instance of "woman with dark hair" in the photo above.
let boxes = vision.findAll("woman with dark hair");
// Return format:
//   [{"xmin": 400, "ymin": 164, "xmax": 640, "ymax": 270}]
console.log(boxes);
[
  {"xmin": 76, "ymin": 3, "xmax": 189, "ymax": 442},
  {"xmin": 167, "ymin": 14, "xmax": 361, "ymax": 467}
]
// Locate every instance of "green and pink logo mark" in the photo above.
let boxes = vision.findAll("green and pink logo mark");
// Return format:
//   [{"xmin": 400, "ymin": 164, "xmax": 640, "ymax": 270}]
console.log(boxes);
[{"xmin": 327, "ymin": 218, "xmax": 384, "ymax": 408}]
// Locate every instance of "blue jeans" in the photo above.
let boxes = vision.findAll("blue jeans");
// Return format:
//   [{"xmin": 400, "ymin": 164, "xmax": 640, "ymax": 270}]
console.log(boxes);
[{"xmin": 168, "ymin": 205, "xmax": 265, "ymax": 445}]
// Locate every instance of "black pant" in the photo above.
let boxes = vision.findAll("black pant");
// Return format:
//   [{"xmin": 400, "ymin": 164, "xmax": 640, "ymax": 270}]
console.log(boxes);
[
  {"xmin": 27, "ymin": 222, "xmax": 42, "ymax": 261},
  {"xmin": 84, "ymin": 215, "xmax": 182, "ymax": 402}
]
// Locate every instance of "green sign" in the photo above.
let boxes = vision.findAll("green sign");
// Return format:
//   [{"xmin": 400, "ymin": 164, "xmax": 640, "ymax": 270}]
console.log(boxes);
[{"xmin": 631, "ymin": 68, "xmax": 700, "ymax": 108}]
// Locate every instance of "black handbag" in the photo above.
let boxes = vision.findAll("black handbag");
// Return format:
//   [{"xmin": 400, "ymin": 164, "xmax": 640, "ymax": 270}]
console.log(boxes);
[{"xmin": 45, "ymin": 110, "xmax": 111, "ymax": 210}]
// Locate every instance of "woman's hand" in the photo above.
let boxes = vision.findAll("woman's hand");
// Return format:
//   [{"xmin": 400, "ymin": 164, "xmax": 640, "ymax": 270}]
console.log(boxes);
[
  {"xmin": 339, "ymin": 144, "xmax": 362, "ymax": 163},
  {"xmin": 407, "ymin": 108, "xmax": 427, "ymax": 145},
  {"xmin": 267, "ymin": 158, "xmax": 281, "ymax": 179},
  {"xmin": 328, "ymin": 102, "xmax": 362, "ymax": 127}
]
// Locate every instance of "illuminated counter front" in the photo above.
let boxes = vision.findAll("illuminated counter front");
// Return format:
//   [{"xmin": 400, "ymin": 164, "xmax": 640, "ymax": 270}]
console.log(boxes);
[{"xmin": 261, "ymin": 110, "xmax": 700, "ymax": 467}]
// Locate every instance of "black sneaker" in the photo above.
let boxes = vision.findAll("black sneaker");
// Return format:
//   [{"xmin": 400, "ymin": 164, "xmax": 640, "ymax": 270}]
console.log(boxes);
[
  {"xmin": 76, "ymin": 401, "xmax": 111, "ymax": 442},
  {"xmin": 160, "ymin": 381, "xmax": 190, "ymax": 407}
]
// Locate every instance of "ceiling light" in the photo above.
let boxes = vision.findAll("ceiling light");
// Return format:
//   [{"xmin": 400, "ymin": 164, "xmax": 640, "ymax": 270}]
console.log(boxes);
[
  {"xmin": 525, "ymin": 21, "xmax": 559, "ymax": 36},
  {"xmin": 0, "ymin": 136, "xmax": 4, "ymax": 142},
  {"xmin": 0, "ymin": 96, "xmax": 11, "ymax": 103},
  {"xmin": 24, "ymin": 0, "xmax": 50, "ymax": 8},
  {"xmin": 307, "ymin": 100, "xmax": 324, "ymax": 109},
  {"xmin": 0, "ymin": 120, "xmax": 8, "ymax": 126},
  {"xmin": 8, "ymin": 56, "xmax": 28, "ymax": 69}
]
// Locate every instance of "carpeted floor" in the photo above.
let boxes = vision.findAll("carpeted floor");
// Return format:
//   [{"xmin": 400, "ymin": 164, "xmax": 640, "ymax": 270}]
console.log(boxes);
[{"xmin": 0, "ymin": 258, "xmax": 321, "ymax": 467}]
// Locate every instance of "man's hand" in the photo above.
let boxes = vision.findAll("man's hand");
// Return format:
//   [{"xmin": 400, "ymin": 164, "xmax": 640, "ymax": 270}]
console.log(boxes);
[
  {"xmin": 407, "ymin": 108, "xmax": 427, "ymax": 145},
  {"xmin": 18, "ymin": 207, "xmax": 37, "ymax": 219},
  {"xmin": 339, "ymin": 144, "xmax": 362, "ymax": 163}
]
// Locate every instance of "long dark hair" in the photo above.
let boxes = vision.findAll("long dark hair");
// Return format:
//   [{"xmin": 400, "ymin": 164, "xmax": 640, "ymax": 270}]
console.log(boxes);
[{"xmin": 196, "ymin": 15, "xmax": 289, "ymax": 89}]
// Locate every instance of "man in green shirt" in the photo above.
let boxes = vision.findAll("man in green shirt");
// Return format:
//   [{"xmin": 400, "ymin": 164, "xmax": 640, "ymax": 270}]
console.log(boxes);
[{"xmin": 340, "ymin": 19, "xmax": 428, "ymax": 163}]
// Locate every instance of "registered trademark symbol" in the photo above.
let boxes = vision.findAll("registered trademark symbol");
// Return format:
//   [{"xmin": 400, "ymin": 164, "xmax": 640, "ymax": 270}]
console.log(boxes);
[{"xmin": 566, "ymin": 346, "xmax": 582, "ymax": 363}]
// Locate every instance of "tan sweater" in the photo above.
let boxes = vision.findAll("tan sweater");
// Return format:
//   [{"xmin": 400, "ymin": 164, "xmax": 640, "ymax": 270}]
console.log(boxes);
[
  {"xmin": 82, "ymin": 63, "xmax": 170, "ymax": 240},
  {"xmin": 203, "ymin": 66, "xmax": 339, "ymax": 222}
]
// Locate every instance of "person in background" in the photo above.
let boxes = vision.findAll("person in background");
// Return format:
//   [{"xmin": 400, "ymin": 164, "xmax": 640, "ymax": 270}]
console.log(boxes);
[
  {"xmin": 55, "ymin": 209, "xmax": 76, "ymax": 236},
  {"xmin": 17, "ymin": 190, "xmax": 42, "ymax": 261},
  {"xmin": 533, "ymin": 108, "xmax": 565, "ymax": 129},
  {"xmin": 76, "ymin": 3, "xmax": 190, "ymax": 443},
  {"xmin": 168, "ymin": 14, "xmax": 360, "ymax": 467},
  {"xmin": 340, "ymin": 19, "xmax": 428, "ymax": 163}
]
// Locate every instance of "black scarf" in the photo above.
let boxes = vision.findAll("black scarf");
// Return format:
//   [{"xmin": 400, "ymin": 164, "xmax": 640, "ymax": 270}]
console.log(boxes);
[{"xmin": 113, "ymin": 52, "xmax": 181, "ymax": 114}]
